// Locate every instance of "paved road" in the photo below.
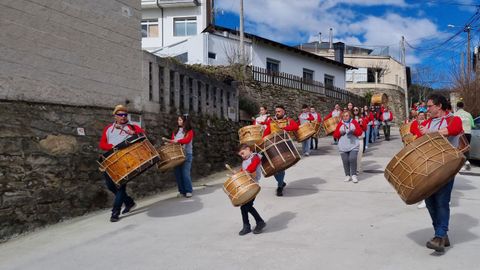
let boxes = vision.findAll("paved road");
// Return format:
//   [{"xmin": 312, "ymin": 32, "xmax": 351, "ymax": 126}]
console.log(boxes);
[{"xmin": 1, "ymin": 130, "xmax": 479, "ymax": 270}]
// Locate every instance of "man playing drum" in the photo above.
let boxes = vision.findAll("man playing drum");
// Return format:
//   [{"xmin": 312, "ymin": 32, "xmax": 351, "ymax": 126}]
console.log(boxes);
[
  {"xmin": 263, "ymin": 105, "xmax": 299, "ymax": 196},
  {"xmin": 99, "ymin": 105, "xmax": 143, "ymax": 222},
  {"xmin": 418, "ymin": 94, "xmax": 463, "ymax": 252}
]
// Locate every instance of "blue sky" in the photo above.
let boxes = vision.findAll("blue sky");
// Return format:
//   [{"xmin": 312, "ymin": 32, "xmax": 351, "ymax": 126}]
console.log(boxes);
[{"xmin": 214, "ymin": 0, "xmax": 479, "ymax": 88}]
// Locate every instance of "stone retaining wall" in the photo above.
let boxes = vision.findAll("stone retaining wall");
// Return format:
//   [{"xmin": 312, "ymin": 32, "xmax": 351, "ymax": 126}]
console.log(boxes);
[{"xmin": 0, "ymin": 100, "xmax": 241, "ymax": 241}]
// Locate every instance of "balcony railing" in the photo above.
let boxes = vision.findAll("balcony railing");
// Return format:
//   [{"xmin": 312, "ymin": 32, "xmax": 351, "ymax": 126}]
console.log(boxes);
[{"xmin": 141, "ymin": 0, "xmax": 200, "ymax": 7}]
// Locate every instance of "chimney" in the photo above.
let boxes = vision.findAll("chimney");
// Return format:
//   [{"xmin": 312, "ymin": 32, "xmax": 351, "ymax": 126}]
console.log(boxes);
[
  {"xmin": 328, "ymin": 28, "xmax": 334, "ymax": 54},
  {"xmin": 333, "ymin": 42, "xmax": 345, "ymax": 64}
]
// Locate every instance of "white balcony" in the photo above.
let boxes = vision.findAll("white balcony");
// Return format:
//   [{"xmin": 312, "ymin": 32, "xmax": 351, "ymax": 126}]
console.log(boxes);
[{"xmin": 141, "ymin": 0, "xmax": 200, "ymax": 8}]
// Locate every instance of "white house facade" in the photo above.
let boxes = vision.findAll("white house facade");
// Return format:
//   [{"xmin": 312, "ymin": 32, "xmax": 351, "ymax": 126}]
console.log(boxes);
[{"xmin": 141, "ymin": 1, "xmax": 351, "ymax": 90}]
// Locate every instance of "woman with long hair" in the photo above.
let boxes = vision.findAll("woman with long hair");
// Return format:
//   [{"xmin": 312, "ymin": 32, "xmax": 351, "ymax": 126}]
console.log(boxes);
[{"xmin": 170, "ymin": 115, "xmax": 194, "ymax": 198}]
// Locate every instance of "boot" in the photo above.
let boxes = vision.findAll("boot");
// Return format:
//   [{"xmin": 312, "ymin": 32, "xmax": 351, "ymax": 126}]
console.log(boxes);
[
  {"xmin": 239, "ymin": 225, "xmax": 251, "ymax": 236},
  {"xmin": 426, "ymin": 237, "xmax": 446, "ymax": 252},
  {"xmin": 253, "ymin": 221, "xmax": 266, "ymax": 234}
]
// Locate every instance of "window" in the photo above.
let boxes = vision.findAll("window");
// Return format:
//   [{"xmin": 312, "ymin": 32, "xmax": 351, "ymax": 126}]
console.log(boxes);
[
  {"xmin": 174, "ymin": 17, "xmax": 197, "ymax": 36},
  {"xmin": 324, "ymin": 74, "xmax": 334, "ymax": 89},
  {"xmin": 141, "ymin": 19, "xmax": 159, "ymax": 38},
  {"xmin": 208, "ymin": 52, "xmax": 216, "ymax": 59},
  {"xmin": 303, "ymin": 68, "xmax": 314, "ymax": 82},
  {"xmin": 266, "ymin": 58, "xmax": 280, "ymax": 74}
]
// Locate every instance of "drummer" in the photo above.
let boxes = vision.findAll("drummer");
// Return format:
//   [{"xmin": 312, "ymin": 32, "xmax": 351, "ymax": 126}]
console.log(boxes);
[
  {"xmin": 99, "ymin": 104, "xmax": 143, "ymax": 222},
  {"xmin": 169, "ymin": 115, "xmax": 194, "ymax": 198},
  {"xmin": 418, "ymin": 94, "xmax": 463, "ymax": 252},
  {"xmin": 298, "ymin": 104, "xmax": 314, "ymax": 156},
  {"xmin": 253, "ymin": 105, "xmax": 270, "ymax": 130},
  {"xmin": 237, "ymin": 144, "xmax": 266, "ymax": 235},
  {"xmin": 324, "ymin": 104, "xmax": 342, "ymax": 145},
  {"xmin": 263, "ymin": 105, "xmax": 299, "ymax": 196},
  {"xmin": 310, "ymin": 106, "xmax": 322, "ymax": 150}
]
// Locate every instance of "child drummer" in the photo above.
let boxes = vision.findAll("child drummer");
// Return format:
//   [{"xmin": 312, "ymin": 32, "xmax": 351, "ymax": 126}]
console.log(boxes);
[{"xmin": 237, "ymin": 144, "xmax": 267, "ymax": 235}]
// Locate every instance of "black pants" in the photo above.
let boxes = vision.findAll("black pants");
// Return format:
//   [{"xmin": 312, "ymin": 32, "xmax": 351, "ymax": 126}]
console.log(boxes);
[
  {"xmin": 311, "ymin": 137, "xmax": 318, "ymax": 149},
  {"xmin": 240, "ymin": 198, "xmax": 263, "ymax": 226},
  {"xmin": 383, "ymin": 125, "xmax": 391, "ymax": 140}
]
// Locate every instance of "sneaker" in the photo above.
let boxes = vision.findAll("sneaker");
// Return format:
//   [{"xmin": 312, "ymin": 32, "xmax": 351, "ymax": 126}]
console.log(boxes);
[
  {"xmin": 417, "ymin": 200, "xmax": 426, "ymax": 209},
  {"xmin": 239, "ymin": 225, "xmax": 252, "ymax": 236},
  {"xmin": 276, "ymin": 187, "xmax": 283, "ymax": 196},
  {"xmin": 253, "ymin": 221, "xmax": 266, "ymax": 234},
  {"xmin": 465, "ymin": 161, "xmax": 471, "ymax": 171},
  {"xmin": 176, "ymin": 192, "xmax": 185, "ymax": 198},
  {"xmin": 365, "ymin": 145, "xmax": 368, "ymax": 149},
  {"xmin": 122, "ymin": 202, "xmax": 136, "ymax": 215},
  {"xmin": 344, "ymin": 176, "xmax": 351, "ymax": 182},
  {"xmin": 352, "ymin": 175, "xmax": 358, "ymax": 183},
  {"xmin": 426, "ymin": 236, "xmax": 446, "ymax": 252},
  {"xmin": 304, "ymin": 152, "xmax": 310, "ymax": 156},
  {"xmin": 185, "ymin": 192, "xmax": 193, "ymax": 198}
]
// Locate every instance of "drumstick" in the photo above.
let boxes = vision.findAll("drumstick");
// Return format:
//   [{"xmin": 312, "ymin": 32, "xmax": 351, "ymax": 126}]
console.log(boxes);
[{"xmin": 225, "ymin": 164, "xmax": 236, "ymax": 174}]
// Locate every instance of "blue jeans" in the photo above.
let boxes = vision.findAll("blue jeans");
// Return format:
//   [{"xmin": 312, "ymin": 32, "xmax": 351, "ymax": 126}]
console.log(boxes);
[
  {"xmin": 372, "ymin": 125, "xmax": 378, "ymax": 143},
  {"xmin": 425, "ymin": 179, "xmax": 455, "ymax": 237},
  {"xmin": 365, "ymin": 125, "xmax": 372, "ymax": 147},
  {"xmin": 302, "ymin": 138, "xmax": 311, "ymax": 155},
  {"xmin": 104, "ymin": 173, "xmax": 134, "ymax": 212},
  {"xmin": 274, "ymin": 170, "xmax": 285, "ymax": 187},
  {"xmin": 174, "ymin": 153, "xmax": 193, "ymax": 194}
]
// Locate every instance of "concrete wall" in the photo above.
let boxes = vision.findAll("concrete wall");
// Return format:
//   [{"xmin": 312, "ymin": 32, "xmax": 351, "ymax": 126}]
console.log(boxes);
[
  {"xmin": 0, "ymin": 0, "xmax": 144, "ymax": 110},
  {"xmin": 142, "ymin": 51, "xmax": 239, "ymax": 120}
]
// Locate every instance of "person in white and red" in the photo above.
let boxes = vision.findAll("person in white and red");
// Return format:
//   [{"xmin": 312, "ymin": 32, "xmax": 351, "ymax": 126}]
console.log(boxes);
[
  {"xmin": 417, "ymin": 94, "xmax": 463, "ymax": 253},
  {"xmin": 298, "ymin": 104, "xmax": 314, "ymax": 156},
  {"xmin": 333, "ymin": 110, "xmax": 363, "ymax": 183},
  {"xmin": 325, "ymin": 103, "xmax": 342, "ymax": 145},
  {"xmin": 169, "ymin": 115, "xmax": 195, "ymax": 198},
  {"xmin": 99, "ymin": 104, "xmax": 143, "ymax": 222},
  {"xmin": 380, "ymin": 106, "xmax": 394, "ymax": 141},
  {"xmin": 252, "ymin": 105, "xmax": 270, "ymax": 131},
  {"xmin": 310, "ymin": 106, "xmax": 322, "ymax": 150}
]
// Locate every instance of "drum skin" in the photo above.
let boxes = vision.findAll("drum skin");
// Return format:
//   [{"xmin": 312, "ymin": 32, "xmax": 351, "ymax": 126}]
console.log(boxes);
[
  {"xmin": 238, "ymin": 125, "xmax": 263, "ymax": 146},
  {"xmin": 384, "ymin": 133, "xmax": 465, "ymax": 205},
  {"xmin": 223, "ymin": 171, "xmax": 261, "ymax": 207},
  {"xmin": 295, "ymin": 122, "xmax": 316, "ymax": 142},
  {"xmin": 323, "ymin": 117, "xmax": 340, "ymax": 135},
  {"xmin": 157, "ymin": 143, "xmax": 186, "ymax": 172},
  {"xmin": 99, "ymin": 135, "xmax": 160, "ymax": 185},
  {"xmin": 256, "ymin": 131, "xmax": 301, "ymax": 177}
]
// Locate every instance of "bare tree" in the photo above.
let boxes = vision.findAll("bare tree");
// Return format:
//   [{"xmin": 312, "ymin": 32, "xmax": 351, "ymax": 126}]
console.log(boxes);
[
  {"xmin": 368, "ymin": 61, "xmax": 391, "ymax": 83},
  {"xmin": 450, "ymin": 59, "xmax": 480, "ymax": 116}
]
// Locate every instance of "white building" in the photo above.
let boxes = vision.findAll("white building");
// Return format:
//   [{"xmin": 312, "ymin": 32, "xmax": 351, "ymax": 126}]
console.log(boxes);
[{"xmin": 141, "ymin": 0, "xmax": 352, "ymax": 90}]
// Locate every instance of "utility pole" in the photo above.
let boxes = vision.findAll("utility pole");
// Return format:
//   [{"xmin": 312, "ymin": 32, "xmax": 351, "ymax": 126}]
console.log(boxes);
[
  {"xmin": 401, "ymin": 36, "xmax": 408, "ymax": 120},
  {"xmin": 465, "ymin": 26, "xmax": 471, "ymax": 75},
  {"xmin": 239, "ymin": 0, "xmax": 245, "ymax": 75}
]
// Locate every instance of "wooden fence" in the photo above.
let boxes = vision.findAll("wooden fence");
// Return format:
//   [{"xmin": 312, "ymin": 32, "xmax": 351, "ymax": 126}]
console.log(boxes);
[{"xmin": 250, "ymin": 66, "xmax": 366, "ymax": 105}]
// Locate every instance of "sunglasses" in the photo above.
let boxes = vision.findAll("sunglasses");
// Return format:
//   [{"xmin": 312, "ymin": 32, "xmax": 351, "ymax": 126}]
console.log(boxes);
[
  {"xmin": 354, "ymin": 109, "xmax": 359, "ymax": 111},
  {"xmin": 115, "ymin": 113, "xmax": 128, "ymax": 117}
]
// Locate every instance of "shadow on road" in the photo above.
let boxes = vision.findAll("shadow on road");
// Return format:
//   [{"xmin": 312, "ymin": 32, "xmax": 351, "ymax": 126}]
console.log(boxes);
[
  {"xmin": 283, "ymin": 177, "xmax": 326, "ymax": 197},
  {"xmin": 264, "ymin": 211, "xmax": 297, "ymax": 233},
  {"xmin": 406, "ymin": 213, "xmax": 479, "ymax": 247}
]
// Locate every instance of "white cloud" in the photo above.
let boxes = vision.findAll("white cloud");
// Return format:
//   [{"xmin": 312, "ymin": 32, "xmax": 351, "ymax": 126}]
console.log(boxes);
[{"xmin": 216, "ymin": 0, "xmax": 445, "ymax": 66}]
